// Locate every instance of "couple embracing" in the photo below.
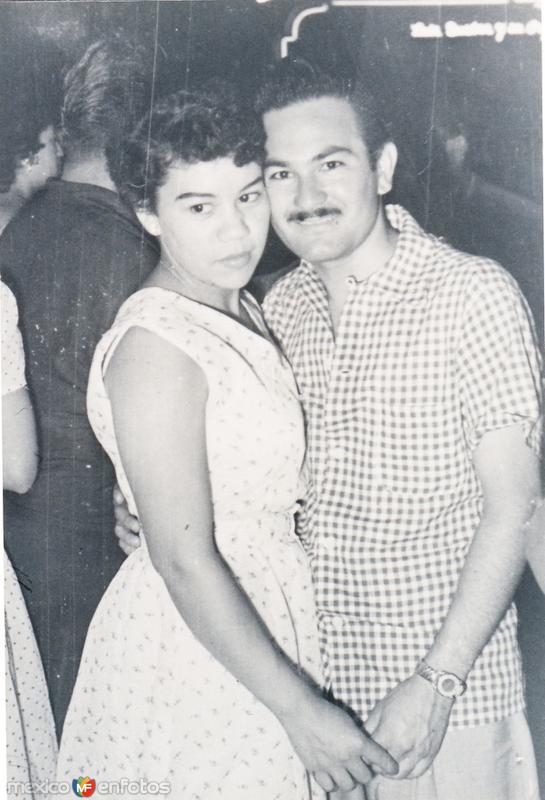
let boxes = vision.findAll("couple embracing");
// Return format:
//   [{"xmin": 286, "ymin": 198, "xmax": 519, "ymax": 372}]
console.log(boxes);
[{"xmin": 57, "ymin": 63, "xmax": 542, "ymax": 800}]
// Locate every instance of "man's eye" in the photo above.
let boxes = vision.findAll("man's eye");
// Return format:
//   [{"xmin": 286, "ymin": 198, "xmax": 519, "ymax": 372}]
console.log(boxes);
[
  {"xmin": 268, "ymin": 170, "xmax": 290, "ymax": 181},
  {"xmin": 321, "ymin": 160, "xmax": 343, "ymax": 171},
  {"xmin": 190, "ymin": 203, "xmax": 211, "ymax": 214},
  {"xmin": 239, "ymin": 191, "xmax": 261, "ymax": 204}
]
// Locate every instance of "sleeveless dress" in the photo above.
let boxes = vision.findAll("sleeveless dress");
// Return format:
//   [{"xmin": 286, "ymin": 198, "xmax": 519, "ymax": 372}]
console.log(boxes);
[{"xmin": 56, "ymin": 287, "xmax": 324, "ymax": 800}]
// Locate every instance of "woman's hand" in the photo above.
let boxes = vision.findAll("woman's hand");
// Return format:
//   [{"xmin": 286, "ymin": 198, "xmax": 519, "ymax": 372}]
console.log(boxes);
[{"xmin": 280, "ymin": 692, "xmax": 398, "ymax": 793}]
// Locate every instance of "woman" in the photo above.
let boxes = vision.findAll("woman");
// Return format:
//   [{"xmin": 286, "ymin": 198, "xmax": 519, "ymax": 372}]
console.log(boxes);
[
  {"xmin": 2, "ymin": 280, "xmax": 58, "ymax": 796},
  {"xmin": 56, "ymin": 88, "xmax": 396, "ymax": 798}
]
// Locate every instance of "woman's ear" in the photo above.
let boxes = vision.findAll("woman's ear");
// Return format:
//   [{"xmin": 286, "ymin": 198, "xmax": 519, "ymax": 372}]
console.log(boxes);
[{"xmin": 136, "ymin": 208, "xmax": 161, "ymax": 238}]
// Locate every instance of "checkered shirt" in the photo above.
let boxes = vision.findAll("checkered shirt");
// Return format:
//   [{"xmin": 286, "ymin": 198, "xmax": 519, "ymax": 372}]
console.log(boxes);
[{"xmin": 263, "ymin": 205, "xmax": 543, "ymax": 728}]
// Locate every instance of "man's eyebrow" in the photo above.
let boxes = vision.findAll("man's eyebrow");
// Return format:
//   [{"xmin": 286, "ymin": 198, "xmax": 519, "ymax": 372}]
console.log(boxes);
[
  {"xmin": 313, "ymin": 146, "xmax": 355, "ymax": 161},
  {"xmin": 264, "ymin": 148, "xmax": 356, "ymax": 170}
]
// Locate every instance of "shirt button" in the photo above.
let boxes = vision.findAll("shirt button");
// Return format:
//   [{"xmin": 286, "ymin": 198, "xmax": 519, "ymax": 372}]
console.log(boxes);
[
  {"xmin": 340, "ymin": 368, "xmax": 351, "ymax": 375},
  {"xmin": 331, "ymin": 445, "xmax": 346, "ymax": 459},
  {"xmin": 324, "ymin": 616, "xmax": 345, "ymax": 632}
]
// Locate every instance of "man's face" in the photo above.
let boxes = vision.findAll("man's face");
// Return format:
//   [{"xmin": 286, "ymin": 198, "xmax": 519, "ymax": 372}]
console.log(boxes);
[{"xmin": 263, "ymin": 96, "xmax": 395, "ymax": 269}]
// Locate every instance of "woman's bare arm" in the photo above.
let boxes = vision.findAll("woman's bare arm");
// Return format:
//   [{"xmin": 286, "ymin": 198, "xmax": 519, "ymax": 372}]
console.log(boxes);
[{"xmin": 105, "ymin": 325, "xmax": 397, "ymax": 792}]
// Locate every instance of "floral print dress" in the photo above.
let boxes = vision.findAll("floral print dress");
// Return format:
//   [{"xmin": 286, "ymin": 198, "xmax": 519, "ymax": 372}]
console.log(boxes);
[{"xmin": 56, "ymin": 287, "xmax": 324, "ymax": 800}]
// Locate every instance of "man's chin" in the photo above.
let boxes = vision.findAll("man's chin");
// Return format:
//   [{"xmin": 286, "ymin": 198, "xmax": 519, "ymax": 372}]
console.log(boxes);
[{"xmin": 291, "ymin": 242, "xmax": 345, "ymax": 265}]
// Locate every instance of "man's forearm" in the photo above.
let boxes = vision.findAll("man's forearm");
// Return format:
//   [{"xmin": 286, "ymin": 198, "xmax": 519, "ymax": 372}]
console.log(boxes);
[{"xmin": 426, "ymin": 496, "xmax": 537, "ymax": 678}]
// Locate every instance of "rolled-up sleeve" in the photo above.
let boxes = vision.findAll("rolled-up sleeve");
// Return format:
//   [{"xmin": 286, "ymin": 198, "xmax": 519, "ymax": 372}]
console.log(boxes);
[{"xmin": 458, "ymin": 267, "xmax": 543, "ymax": 456}]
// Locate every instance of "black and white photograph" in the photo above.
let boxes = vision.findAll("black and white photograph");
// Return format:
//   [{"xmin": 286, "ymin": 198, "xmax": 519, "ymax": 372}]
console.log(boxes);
[{"xmin": 1, "ymin": 1, "xmax": 543, "ymax": 798}]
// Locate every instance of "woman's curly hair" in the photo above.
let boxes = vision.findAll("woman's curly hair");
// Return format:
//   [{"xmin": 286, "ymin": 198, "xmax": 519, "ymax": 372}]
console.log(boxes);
[{"xmin": 109, "ymin": 82, "xmax": 265, "ymax": 213}]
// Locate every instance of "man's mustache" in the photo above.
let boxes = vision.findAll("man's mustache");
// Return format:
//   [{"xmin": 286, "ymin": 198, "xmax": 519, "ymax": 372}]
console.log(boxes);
[{"xmin": 288, "ymin": 207, "xmax": 341, "ymax": 223}]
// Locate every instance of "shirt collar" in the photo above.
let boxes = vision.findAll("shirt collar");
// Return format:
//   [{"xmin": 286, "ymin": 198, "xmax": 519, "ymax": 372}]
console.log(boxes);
[
  {"xmin": 296, "ymin": 204, "xmax": 437, "ymax": 303},
  {"xmin": 372, "ymin": 205, "xmax": 436, "ymax": 299}
]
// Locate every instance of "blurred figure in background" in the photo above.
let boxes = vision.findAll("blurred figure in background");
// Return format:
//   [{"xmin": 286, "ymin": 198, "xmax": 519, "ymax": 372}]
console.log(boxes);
[
  {"xmin": 3, "ymin": 279, "xmax": 57, "ymax": 799},
  {"xmin": 0, "ymin": 51, "xmax": 61, "ymax": 233},
  {"xmin": 1, "ymin": 51, "xmax": 61, "ymax": 793},
  {"xmin": 0, "ymin": 37, "xmax": 159, "ymax": 738}
]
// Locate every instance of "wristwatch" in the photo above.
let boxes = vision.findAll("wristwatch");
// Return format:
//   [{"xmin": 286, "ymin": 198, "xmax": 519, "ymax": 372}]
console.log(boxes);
[{"xmin": 415, "ymin": 659, "xmax": 467, "ymax": 699}]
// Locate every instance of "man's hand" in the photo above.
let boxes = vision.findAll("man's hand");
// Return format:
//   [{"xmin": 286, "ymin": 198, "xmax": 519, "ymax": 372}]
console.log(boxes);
[
  {"xmin": 364, "ymin": 674, "xmax": 453, "ymax": 780},
  {"xmin": 113, "ymin": 484, "xmax": 142, "ymax": 555}
]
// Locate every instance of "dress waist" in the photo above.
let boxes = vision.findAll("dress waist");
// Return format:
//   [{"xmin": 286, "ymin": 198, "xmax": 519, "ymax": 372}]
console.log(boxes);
[{"xmin": 214, "ymin": 505, "xmax": 302, "ymax": 546}]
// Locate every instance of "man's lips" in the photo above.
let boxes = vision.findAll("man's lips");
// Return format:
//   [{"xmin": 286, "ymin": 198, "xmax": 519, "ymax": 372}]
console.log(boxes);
[{"xmin": 288, "ymin": 209, "xmax": 341, "ymax": 226}]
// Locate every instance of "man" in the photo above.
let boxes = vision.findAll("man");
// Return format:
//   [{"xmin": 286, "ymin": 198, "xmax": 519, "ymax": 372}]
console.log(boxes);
[
  {"xmin": 257, "ymin": 64, "xmax": 542, "ymax": 799},
  {"xmin": 1, "ymin": 39, "xmax": 159, "ymax": 737},
  {"xmin": 116, "ymin": 64, "xmax": 542, "ymax": 797}
]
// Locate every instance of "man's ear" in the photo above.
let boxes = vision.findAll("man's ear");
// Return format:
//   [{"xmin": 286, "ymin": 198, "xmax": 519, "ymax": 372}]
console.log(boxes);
[
  {"xmin": 376, "ymin": 142, "xmax": 398, "ymax": 197},
  {"xmin": 136, "ymin": 208, "xmax": 161, "ymax": 238}
]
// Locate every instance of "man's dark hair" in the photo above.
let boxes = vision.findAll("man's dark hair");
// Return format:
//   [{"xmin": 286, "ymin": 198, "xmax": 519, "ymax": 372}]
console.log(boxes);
[
  {"xmin": 0, "ymin": 52, "xmax": 61, "ymax": 193},
  {"xmin": 255, "ymin": 60, "xmax": 390, "ymax": 166},
  {"xmin": 61, "ymin": 38, "xmax": 149, "ymax": 161},
  {"xmin": 111, "ymin": 83, "xmax": 265, "ymax": 213}
]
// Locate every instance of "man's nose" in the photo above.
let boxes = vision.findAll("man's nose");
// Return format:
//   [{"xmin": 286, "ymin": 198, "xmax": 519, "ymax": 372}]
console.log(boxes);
[{"xmin": 293, "ymin": 174, "xmax": 326, "ymax": 211}]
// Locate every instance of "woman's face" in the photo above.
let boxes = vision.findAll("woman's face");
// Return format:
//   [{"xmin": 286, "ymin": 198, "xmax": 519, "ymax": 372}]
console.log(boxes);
[
  {"xmin": 141, "ymin": 157, "xmax": 270, "ymax": 292},
  {"xmin": 16, "ymin": 125, "xmax": 60, "ymax": 198}
]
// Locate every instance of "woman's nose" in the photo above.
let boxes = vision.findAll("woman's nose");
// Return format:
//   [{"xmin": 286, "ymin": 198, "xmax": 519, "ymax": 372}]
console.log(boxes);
[{"xmin": 217, "ymin": 207, "xmax": 251, "ymax": 242}]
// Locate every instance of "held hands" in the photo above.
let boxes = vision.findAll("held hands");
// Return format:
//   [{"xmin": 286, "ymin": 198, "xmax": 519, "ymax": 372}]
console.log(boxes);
[
  {"xmin": 364, "ymin": 674, "xmax": 453, "ymax": 781},
  {"xmin": 280, "ymin": 691, "xmax": 398, "ymax": 794},
  {"xmin": 113, "ymin": 484, "xmax": 142, "ymax": 555}
]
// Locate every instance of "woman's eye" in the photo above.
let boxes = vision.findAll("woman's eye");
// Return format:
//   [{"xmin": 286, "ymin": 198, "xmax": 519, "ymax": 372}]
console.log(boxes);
[
  {"xmin": 190, "ymin": 203, "xmax": 211, "ymax": 214},
  {"xmin": 239, "ymin": 191, "xmax": 261, "ymax": 204}
]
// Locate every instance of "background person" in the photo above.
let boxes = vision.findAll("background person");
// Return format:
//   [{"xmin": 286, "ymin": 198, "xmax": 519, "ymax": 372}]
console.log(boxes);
[
  {"xmin": 1, "ymin": 55, "xmax": 61, "ymax": 796},
  {"xmin": 0, "ymin": 49, "xmax": 61, "ymax": 235},
  {"xmin": 2, "ymin": 280, "xmax": 57, "ymax": 799},
  {"xmin": 0, "ymin": 37, "xmax": 159, "ymax": 738}
]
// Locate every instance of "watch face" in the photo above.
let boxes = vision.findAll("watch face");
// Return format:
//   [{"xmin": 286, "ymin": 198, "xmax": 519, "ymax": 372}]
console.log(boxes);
[{"xmin": 437, "ymin": 673, "xmax": 464, "ymax": 698}]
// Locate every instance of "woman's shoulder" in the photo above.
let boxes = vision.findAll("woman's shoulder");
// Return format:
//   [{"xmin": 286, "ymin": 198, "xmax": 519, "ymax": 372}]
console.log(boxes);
[
  {"xmin": 93, "ymin": 287, "xmax": 229, "ymax": 387},
  {"xmin": 113, "ymin": 286, "xmax": 191, "ymax": 327},
  {"xmin": 105, "ymin": 322, "xmax": 208, "ymax": 396}
]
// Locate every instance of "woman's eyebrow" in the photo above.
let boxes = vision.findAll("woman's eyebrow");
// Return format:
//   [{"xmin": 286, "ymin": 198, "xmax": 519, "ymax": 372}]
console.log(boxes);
[{"xmin": 176, "ymin": 191, "xmax": 215, "ymax": 201}]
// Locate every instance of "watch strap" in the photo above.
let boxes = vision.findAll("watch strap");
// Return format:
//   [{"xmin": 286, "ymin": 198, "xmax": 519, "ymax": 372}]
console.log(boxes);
[{"xmin": 415, "ymin": 659, "xmax": 467, "ymax": 699}]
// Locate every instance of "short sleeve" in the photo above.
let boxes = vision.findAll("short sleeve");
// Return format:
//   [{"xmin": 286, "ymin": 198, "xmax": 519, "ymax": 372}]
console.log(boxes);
[
  {"xmin": 458, "ymin": 267, "xmax": 543, "ymax": 456},
  {"xmin": 1, "ymin": 281, "xmax": 27, "ymax": 396}
]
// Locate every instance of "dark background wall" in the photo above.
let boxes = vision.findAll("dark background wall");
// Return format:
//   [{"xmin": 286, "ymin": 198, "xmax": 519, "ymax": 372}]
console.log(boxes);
[{"xmin": 1, "ymin": 0, "xmax": 543, "ymax": 788}]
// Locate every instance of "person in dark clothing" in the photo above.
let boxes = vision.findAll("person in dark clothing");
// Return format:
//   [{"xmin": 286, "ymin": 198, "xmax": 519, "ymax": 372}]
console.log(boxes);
[{"xmin": 1, "ymin": 38, "xmax": 159, "ymax": 738}]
